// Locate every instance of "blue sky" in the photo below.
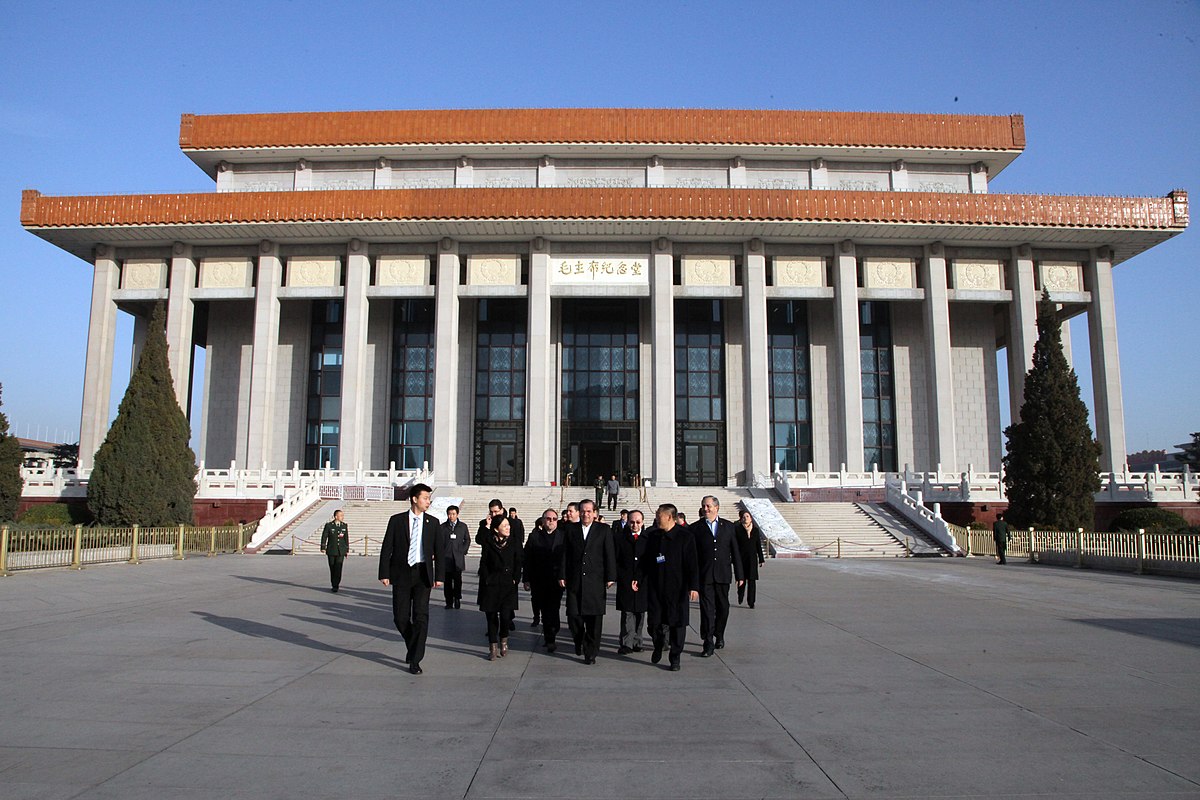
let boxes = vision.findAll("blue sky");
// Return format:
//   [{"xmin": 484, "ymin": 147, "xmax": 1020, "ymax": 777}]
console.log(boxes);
[{"xmin": 1, "ymin": 0, "xmax": 1197, "ymax": 454}]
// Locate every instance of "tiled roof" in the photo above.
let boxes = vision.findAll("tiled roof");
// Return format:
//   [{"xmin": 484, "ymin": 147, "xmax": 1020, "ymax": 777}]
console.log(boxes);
[
  {"xmin": 21, "ymin": 188, "xmax": 1185, "ymax": 231},
  {"xmin": 179, "ymin": 109, "xmax": 1027, "ymax": 152}
]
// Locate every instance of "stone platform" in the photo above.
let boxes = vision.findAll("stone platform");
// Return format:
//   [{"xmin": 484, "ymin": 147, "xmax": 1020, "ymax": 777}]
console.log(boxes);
[{"xmin": 1, "ymin": 554, "xmax": 1198, "ymax": 798}]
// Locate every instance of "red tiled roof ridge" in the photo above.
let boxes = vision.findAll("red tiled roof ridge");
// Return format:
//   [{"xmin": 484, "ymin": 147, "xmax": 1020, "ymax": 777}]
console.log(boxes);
[
  {"xmin": 21, "ymin": 187, "xmax": 1186, "ymax": 231},
  {"xmin": 179, "ymin": 108, "xmax": 1026, "ymax": 152}
]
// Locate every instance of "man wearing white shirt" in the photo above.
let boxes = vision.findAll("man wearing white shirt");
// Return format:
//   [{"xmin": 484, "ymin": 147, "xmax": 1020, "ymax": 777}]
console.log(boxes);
[
  {"xmin": 559, "ymin": 499, "xmax": 616, "ymax": 664},
  {"xmin": 689, "ymin": 495, "xmax": 744, "ymax": 657},
  {"xmin": 379, "ymin": 483, "xmax": 443, "ymax": 674}
]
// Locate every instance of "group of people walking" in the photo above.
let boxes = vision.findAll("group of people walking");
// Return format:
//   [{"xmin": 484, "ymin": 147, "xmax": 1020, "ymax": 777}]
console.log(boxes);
[{"xmin": 323, "ymin": 483, "xmax": 766, "ymax": 675}]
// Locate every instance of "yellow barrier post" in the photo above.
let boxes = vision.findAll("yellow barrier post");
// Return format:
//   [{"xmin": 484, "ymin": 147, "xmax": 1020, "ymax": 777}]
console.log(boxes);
[
  {"xmin": 71, "ymin": 524, "xmax": 84, "ymax": 570},
  {"xmin": 129, "ymin": 525, "xmax": 140, "ymax": 564},
  {"xmin": 836, "ymin": 538, "xmax": 841, "ymax": 559},
  {"xmin": 1136, "ymin": 528, "xmax": 1146, "ymax": 575},
  {"xmin": 208, "ymin": 526, "xmax": 217, "ymax": 557},
  {"xmin": 237, "ymin": 524, "xmax": 246, "ymax": 553},
  {"xmin": 0, "ymin": 524, "xmax": 10, "ymax": 576},
  {"xmin": 175, "ymin": 523, "xmax": 185, "ymax": 560},
  {"xmin": 361, "ymin": 535, "xmax": 368, "ymax": 556},
  {"xmin": 1076, "ymin": 528, "xmax": 1085, "ymax": 568}
]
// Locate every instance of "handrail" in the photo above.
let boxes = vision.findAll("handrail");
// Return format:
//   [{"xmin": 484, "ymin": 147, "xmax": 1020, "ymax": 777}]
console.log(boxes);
[{"xmin": 883, "ymin": 476, "xmax": 964, "ymax": 555}]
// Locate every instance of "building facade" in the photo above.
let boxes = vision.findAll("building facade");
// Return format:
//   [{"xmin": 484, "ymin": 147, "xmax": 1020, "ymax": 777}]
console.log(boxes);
[{"xmin": 21, "ymin": 109, "xmax": 1188, "ymax": 487}]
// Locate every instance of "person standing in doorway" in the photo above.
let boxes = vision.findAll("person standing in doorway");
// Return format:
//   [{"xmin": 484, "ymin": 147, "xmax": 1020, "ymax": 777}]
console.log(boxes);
[
  {"xmin": 735, "ymin": 509, "xmax": 766, "ymax": 609},
  {"xmin": 690, "ymin": 495, "xmax": 744, "ymax": 656},
  {"xmin": 606, "ymin": 474, "xmax": 620, "ymax": 511},
  {"xmin": 378, "ymin": 483, "xmax": 443, "ymax": 675},
  {"xmin": 559, "ymin": 499, "xmax": 616, "ymax": 664},
  {"xmin": 320, "ymin": 509, "xmax": 349, "ymax": 592},
  {"xmin": 439, "ymin": 505, "xmax": 470, "ymax": 608}
]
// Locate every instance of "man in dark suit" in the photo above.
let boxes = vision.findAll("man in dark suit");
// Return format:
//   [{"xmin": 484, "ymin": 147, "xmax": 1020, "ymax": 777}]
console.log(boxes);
[
  {"xmin": 439, "ymin": 505, "xmax": 470, "ymax": 608},
  {"xmin": 643, "ymin": 503, "xmax": 699, "ymax": 671},
  {"xmin": 378, "ymin": 483, "xmax": 443, "ymax": 674},
  {"xmin": 690, "ymin": 495, "xmax": 744, "ymax": 657},
  {"xmin": 614, "ymin": 509, "xmax": 649, "ymax": 654},
  {"xmin": 559, "ymin": 498, "xmax": 616, "ymax": 664}
]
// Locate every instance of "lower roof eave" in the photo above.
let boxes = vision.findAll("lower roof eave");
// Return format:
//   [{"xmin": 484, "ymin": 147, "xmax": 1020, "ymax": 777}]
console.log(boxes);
[{"xmin": 27, "ymin": 217, "xmax": 1182, "ymax": 265}]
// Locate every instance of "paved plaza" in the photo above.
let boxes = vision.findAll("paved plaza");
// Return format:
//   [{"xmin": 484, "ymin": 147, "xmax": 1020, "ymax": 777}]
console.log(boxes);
[{"xmin": 1, "ymin": 552, "xmax": 1198, "ymax": 799}]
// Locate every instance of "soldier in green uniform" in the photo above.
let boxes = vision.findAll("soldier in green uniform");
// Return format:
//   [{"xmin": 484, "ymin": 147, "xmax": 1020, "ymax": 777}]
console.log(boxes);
[
  {"xmin": 992, "ymin": 512, "xmax": 1010, "ymax": 565},
  {"xmin": 320, "ymin": 509, "xmax": 350, "ymax": 591}
]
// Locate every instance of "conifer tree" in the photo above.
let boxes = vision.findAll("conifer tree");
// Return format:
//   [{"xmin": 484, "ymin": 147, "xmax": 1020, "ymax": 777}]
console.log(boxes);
[
  {"xmin": 1002, "ymin": 291, "xmax": 1101, "ymax": 530},
  {"xmin": 0, "ymin": 384, "xmax": 23, "ymax": 522},
  {"xmin": 87, "ymin": 303, "xmax": 197, "ymax": 525}
]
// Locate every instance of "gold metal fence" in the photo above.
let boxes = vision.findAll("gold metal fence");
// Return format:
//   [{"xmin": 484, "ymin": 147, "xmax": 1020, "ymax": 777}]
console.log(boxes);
[
  {"xmin": 950, "ymin": 524, "xmax": 1200, "ymax": 576},
  {"xmin": 0, "ymin": 522, "xmax": 257, "ymax": 575}
]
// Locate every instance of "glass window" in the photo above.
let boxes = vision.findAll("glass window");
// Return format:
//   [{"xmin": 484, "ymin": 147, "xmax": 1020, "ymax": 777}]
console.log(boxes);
[
  {"xmin": 388, "ymin": 299, "xmax": 435, "ymax": 470},
  {"xmin": 305, "ymin": 300, "xmax": 346, "ymax": 469},
  {"xmin": 562, "ymin": 300, "xmax": 639, "ymax": 422},
  {"xmin": 675, "ymin": 300, "xmax": 724, "ymax": 423},
  {"xmin": 859, "ymin": 301, "xmax": 897, "ymax": 471},
  {"xmin": 767, "ymin": 301, "xmax": 812, "ymax": 470},
  {"xmin": 474, "ymin": 299, "xmax": 527, "ymax": 422}
]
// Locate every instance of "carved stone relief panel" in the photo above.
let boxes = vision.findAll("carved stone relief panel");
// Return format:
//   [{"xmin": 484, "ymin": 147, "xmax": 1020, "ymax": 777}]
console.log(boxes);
[
  {"xmin": 467, "ymin": 255, "xmax": 521, "ymax": 286},
  {"xmin": 1039, "ymin": 260, "xmax": 1083, "ymax": 293},
  {"xmin": 863, "ymin": 257, "xmax": 916, "ymax": 289},
  {"xmin": 199, "ymin": 257, "xmax": 254, "ymax": 289},
  {"xmin": 681, "ymin": 256, "xmax": 735, "ymax": 287},
  {"xmin": 773, "ymin": 256, "xmax": 826, "ymax": 288},
  {"xmin": 951, "ymin": 259, "xmax": 1004, "ymax": 291},
  {"xmin": 286, "ymin": 257, "xmax": 342, "ymax": 288},
  {"xmin": 121, "ymin": 258, "xmax": 168, "ymax": 290},
  {"xmin": 375, "ymin": 256, "xmax": 430, "ymax": 287}
]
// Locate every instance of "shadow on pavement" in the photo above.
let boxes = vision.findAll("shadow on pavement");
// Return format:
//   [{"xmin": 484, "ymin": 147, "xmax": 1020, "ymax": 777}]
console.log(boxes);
[{"xmin": 1073, "ymin": 617, "xmax": 1200, "ymax": 648}]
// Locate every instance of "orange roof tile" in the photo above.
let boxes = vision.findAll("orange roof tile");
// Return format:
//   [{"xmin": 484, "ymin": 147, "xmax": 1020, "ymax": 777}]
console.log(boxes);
[
  {"xmin": 21, "ymin": 188, "xmax": 1184, "ymax": 231},
  {"xmin": 179, "ymin": 109, "xmax": 1026, "ymax": 152}
]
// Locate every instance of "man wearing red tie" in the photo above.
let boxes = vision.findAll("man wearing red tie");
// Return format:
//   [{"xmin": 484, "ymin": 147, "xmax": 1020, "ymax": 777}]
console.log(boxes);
[
  {"xmin": 614, "ymin": 509, "xmax": 649, "ymax": 654},
  {"xmin": 378, "ymin": 483, "xmax": 443, "ymax": 674}
]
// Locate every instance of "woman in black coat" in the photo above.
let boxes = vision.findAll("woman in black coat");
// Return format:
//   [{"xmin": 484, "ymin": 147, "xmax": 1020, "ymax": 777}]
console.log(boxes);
[
  {"xmin": 735, "ymin": 509, "xmax": 766, "ymax": 609},
  {"xmin": 478, "ymin": 515, "xmax": 522, "ymax": 661}
]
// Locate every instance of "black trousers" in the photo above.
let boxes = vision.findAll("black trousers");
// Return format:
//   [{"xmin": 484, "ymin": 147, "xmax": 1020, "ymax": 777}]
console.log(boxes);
[
  {"xmin": 443, "ymin": 567, "xmax": 463, "ymax": 605},
  {"xmin": 607, "ymin": 492, "xmax": 618, "ymax": 511},
  {"xmin": 652, "ymin": 622, "xmax": 687, "ymax": 665},
  {"xmin": 699, "ymin": 581, "xmax": 731, "ymax": 644},
  {"xmin": 737, "ymin": 579, "xmax": 756, "ymax": 607},
  {"xmin": 619, "ymin": 610, "xmax": 645, "ymax": 649},
  {"xmin": 568, "ymin": 613, "xmax": 603, "ymax": 659},
  {"xmin": 484, "ymin": 610, "xmax": 512, "ymax": 644},
  {"xmin": 529, "ymin": 580, "xmax": 563, "ymax": 644},
  {"xmin": 391, "ymin": 565, "xmax": 432, "ymax": 665},
  {"xmin": 326, "ymin": 554, "xmax": 344, "ymax": 590}
]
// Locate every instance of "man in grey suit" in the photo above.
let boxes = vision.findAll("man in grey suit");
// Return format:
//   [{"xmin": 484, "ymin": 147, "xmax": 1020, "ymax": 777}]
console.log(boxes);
[
  {"xmin": 559, "ymin": 499, "xmax": 616, "ymax": 665},
  {"xmin": 379, "ymin": 483, "xmax": 443, "ymax": 674},
  {"xmin": 439, "ymin": 505, "xmax": 470, "ymax": 608}
]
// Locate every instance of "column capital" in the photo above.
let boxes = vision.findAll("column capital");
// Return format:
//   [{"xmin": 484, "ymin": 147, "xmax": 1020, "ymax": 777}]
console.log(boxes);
[
  {"xmin": 259, "ymin": 239, "xmax": 277, "ymax": 255},
  {"xmin": 440, "ymin": 236, "xmax": 457, "ymax": 253},
  {"xmin": 839, "ymin": 239, "xmax": 855, "ymax": 254},
  {"xmin": 927, "ymin": 241, "xmax": 944, "ymax": 258}
]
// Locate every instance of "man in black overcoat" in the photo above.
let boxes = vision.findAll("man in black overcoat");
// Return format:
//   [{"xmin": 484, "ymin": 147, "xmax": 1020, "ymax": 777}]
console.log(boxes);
[
  {"xmin": 438, "ymin": 505, "xmax": 470, "ymax": 608},
  {"xmin": 643, "ymin": 503, "xmax": 699, "ymax": 671},
  {"xmin": 523, "ymin": 507, "xmax": 566, "ymax": 651},
  {"xmin": 378, "ymin": 483, "xmax": 444, "ymax": 674},
  {"xmin": 614, "ymin": 509, "xmax": 650, "ymax": 654},
  {"xmin": 558, "ymin": 498, "xmax": 616, "ymax": 664},
  {"xmin": 690, "ymin": 495, "xmax": 744, "ymax": 657}
]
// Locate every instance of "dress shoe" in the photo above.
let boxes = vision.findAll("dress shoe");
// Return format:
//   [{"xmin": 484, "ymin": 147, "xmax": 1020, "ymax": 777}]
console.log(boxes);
[
  {"xmin": 530, "ymin": 620, "xmax": 539, "ymax": 628},
  {"xmin": 546, "ymin": 641, "xmax": 557, "ymax": 653},
  {"xmin": 632, "ymin": 644, "xmax": 643, "ymax": 652},
  {"xmin": 715, "ymin": 638, "xmax": 725, "ymax": 650},
  {"xmin": 617, "ymin": 645, "xmax": 633, "ymax": 655},
  {"xmin": 748, "ymin": 603, "xmax": 754, "ymax": 609},
  {"xmin": 700, "ymin": 643, "xmax": 714, "ymax": 657},
  {"xmin": 575, "ymin": 642, "xmax": 584, "ymax": 656},
  {"xmin": 331, "ymin": 586, "xmax": 339, "ymax": 593},
  {"xmin": 669, "ymin": 661, "xmax": 681, "ymax": 671},
  {"xmin": 445, "ymin": 603, "xmax": 454, "ymax": 609},
  {"xmin": 409, "ymin": 663, "xmax": 423, "ymax": 675},
  {"xmin": 454, "ymin": 600, "xmax": 461, "ymax": 609},
  {"xmin": 583, "ymin": 656, "xmax": 595, "ymax": 665},
  {"xmin": 651, "ymin": 644, "xmax": 663, "ymax": 664}
]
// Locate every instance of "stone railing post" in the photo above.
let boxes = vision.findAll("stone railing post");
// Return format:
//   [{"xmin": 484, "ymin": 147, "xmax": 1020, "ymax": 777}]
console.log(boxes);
[
  {"xmin": 208, "ymin": 526, "xmax": 217, "ymax": 557},
  {"xmin": 71, "ymin": 524, "xmax": 84, "ymax": 570},
  {"xmin": 1136, "ymin": 528, "xmax": 1146, "ymax": 575},
  {"xmin": 128, "ymin": 525, "xmax": 140, "ymax": 564},
  {"xmin": 1076, "ymin": 528, "xmax": 1085, "ymax": 568},
  {"xmin": 238, "ymin": 523, "xmax": 246, "ymax": 552},
  {"xmin": 0, "ymin": 525, "xmax": 10, "ymax": 576},
  {"xmin": 175, "ymin": 523, "xmax": 185, "ymax": 560}
]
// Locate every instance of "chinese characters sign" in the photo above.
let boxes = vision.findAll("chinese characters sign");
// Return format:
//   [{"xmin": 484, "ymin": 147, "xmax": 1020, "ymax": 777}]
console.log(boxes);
[{"xmin": 550, "ymin": 256, "xmax": 649, "ymax": 285}]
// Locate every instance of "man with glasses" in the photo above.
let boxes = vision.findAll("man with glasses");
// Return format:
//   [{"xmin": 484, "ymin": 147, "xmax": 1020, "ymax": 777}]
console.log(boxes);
[{"xmin": 523, "ymin": 508, "xmax": 566, "ymax": 651}]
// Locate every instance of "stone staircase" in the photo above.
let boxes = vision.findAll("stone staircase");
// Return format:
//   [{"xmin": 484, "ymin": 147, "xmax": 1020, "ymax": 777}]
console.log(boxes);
[{"xmin": 771, "ymin": 502, "xmax": 912, "ymax": 557}]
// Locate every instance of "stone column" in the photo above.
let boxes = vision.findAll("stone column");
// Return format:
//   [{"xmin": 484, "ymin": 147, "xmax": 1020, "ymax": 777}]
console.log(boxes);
[
  {"xmin": 1007, "ymin": 244, "xmax": 1038, "ymax": 420},
  {"xmin": 526, "ymin": 240, "xmax": 553, "ymax": 486},
  {"xmin": 742, "ymin": 241, "xmax": 771, "ymax": 482},
  {"xmin": 166, "ymin": 242, "xmax": 196, "ymax": 412},
  {"xmin": 78, "ymin": 246, "xmax": 120, "ymax": 470},
  {"xmin": 921, "ymin": 242, "xmax": 956, "ymax": 470},
  {"xmin": 1086, "ymin": 247, "xmax": 1127, "ymax": 472},
  {"xmin": 338, "ymin": 240, "xmax": 371, "ymax": 470},
  {"xmin": 1059, "ymin": 318, "xmax": 1073, "ymax": 369},
  {"xmin": 650, "ymin": 238, "xmax": 676, "ymax": 487},
  {"xmin": 130, "ymin": 314, "xmax": 149, "ymax": 378},
  {"xmin": 969, "ymin": 162, "xmax": 989, "ymax": 193},
  {"xmin": 431, "ymin": 239, "xmax": 461, "ymax": 484},
  {"xmin": 833, "ymin": 241, "xmax": 864, "ymax": 471},
  {"xmin": 245, "ymin": 241, "xmax": 282, "ymax": 468}
]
